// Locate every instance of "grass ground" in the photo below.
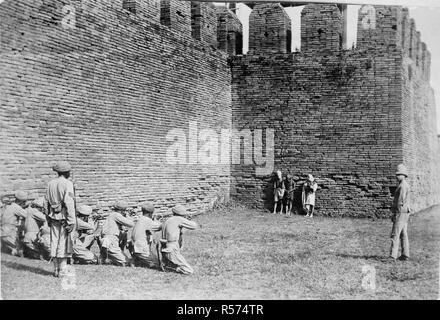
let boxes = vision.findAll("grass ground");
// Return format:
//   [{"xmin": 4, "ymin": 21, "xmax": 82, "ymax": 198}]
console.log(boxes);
[{"xmin": 1, "ymin": 204, "xmax": 439, "ymax": 300}]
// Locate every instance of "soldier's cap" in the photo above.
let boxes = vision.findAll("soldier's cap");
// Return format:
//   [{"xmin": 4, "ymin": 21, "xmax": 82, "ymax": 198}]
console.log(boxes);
[
  {"xmin": 32, "ymin": 197, "xmax": 45, "ymax": 208},
  {"xmin": 286, "ymin": 174, "xmax": 292, "ymax": 179},
  {"xmin": 141, "ymin": 202, "xmax": 155, "ymax": 214},
  {"xmin": 77, "ymin": 204, "xmax": 92, "ymax": 216},
  {"xmin": 307, "ymin": 174, "xmax": 314, "ymax": 182},
  {"xmin": 52, "ymin": 161, "xmax": 72, "ymax": 173},
  {"xmin": 172, "ymin": 205, "xmax": 188, "ymax": 217},
  {"xmin": 395, "ymin": 164, "xmax": 408, "ymax": 177},
  {"xmin": 114, "ymin": 200, "xmax": 129, "ymax": 210},
  {"xmin": 14, "ymin": 190, "xmax": 28, "ymax": 201}
]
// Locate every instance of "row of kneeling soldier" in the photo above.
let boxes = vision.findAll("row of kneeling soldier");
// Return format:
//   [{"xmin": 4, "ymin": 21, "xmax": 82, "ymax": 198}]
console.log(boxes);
[{"xmin": 0, "ymin": 161, "xmax": 200, "ymax": 277}]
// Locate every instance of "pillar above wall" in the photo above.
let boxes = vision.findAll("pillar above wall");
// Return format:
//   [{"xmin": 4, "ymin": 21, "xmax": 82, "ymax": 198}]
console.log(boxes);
[
  {"xmin": 357, "ymin": 5, "xmax": 403, "ymax": 50},
  {"xmin": 160, "ymin": 0, "xmax": 191, "ymax": 35},
  {"xmin": 191, "ymin": 1, "xmax": 217, "ymax": 48},
  {"xmin": 301, "ymin": 4, "xmax": 343, "ymax": 53},
  {"xmin": 248, "ymin": 3, "xmax": 291, "ymax": 55},
  {"xmin": 216, "ymin": 6, "xmax": 243, "ymax": 55}
]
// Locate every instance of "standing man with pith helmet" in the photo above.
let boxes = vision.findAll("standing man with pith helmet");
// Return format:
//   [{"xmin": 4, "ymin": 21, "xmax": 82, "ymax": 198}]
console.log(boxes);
[
  {"xmin": 390, "ymin": 164, "xmax": 412, "ymax": 261},
  {"xmin": 43, "ymin": 161, "xmax": 76, "ymax": 277}
]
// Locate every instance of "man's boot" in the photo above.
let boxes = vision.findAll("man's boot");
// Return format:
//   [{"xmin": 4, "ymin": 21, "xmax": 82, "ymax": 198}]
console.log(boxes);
[{"xmin": 58, "ymin": 258, "xmax": 68, "ymax": 277}]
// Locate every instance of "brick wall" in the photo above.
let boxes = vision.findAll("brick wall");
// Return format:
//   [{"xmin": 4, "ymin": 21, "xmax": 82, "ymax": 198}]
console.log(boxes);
[
  {"xmin": 1, "ymin": 1, "xmax": 437, "ymax": 218},
  {"xmin": 401, "ymin": 12, "xmax": 440, "ymax": 210},
  {"xmin": 0, "ymin": 0, "xmax": 234, "ymax": 214},
  {"xmin": 230, "ymin": 4, "xmax": 439, "ymax": 217}
]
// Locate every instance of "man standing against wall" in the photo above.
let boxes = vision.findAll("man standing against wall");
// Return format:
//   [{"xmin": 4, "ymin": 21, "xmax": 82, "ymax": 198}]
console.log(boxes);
[
  {"xmin": 44, "ymin": 161, "xmax": 76, "ymax": 277},
  {"xmin": 390, "ymin": 164, "xmax": 412, "ymax": 261},
  {"xmin": 302, "ymin": 174, "xmax": 318, "ymax": 217}
]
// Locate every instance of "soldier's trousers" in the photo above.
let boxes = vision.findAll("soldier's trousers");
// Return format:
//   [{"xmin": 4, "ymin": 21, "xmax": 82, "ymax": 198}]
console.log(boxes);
[
  {"xmin": 101, "ymin": 235, "xmax": 128, "ymax": 266},
  {"xmin": 73, "ymin": 235, "xmax": 98, "ymax": 264},
  {"xmin": 390, "ymin": 214, "xmax": 410, "ymax": 259},
  {"xmin": 23, "ymin": 232, "xmax": 41, "ymax": 259},
  {"xmin": 38, "ymin": 235, "xmax": 51, "ymax": 260},
  {"xmin": 73, "ymin": 245, "xmax": 98, "ymax": 264},
  {"xmin": 50, "ymin": 220, "xmax": 73, "ymax": 258},
  {"xmin": 132, "ymin": 252, "xmax": 157, "ymax": 268},
  {"xmin": 162, "ymin": 242, "xmax": 193, "ymax": 275},
  {"xmin": 1, "ymin": 235, "xmax": 17, "ymax": 253}
]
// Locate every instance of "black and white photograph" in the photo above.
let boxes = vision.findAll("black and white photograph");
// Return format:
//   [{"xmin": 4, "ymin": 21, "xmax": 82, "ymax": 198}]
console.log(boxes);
[{"xmin": 1, "ymin": 0, "xmax": 440, "ymax": 302}]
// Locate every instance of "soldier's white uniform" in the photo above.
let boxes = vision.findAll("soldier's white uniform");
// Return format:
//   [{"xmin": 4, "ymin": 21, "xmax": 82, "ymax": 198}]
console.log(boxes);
[
  {"xmin": 22, "ymin": 197, "xmax": 48, "ymax": 259},
  {"xmin": 43, "ymin": 161, "xmax": 76, "ymax": 276},
  {"xmin": 0, "ymin": 191, "xmax": 28, "ymax": 255},
  {"xmin": 131, "ymin": 214, "xmax": 161, "ymax": 267},
  {"xmin": 161, "ymin": 205, "xmax": 198, "ymax": 275},
  {"xmin": 73, "ymin": 205, "xmax": 99, "ymax": 264},
  {"xmin": 100, "ymin": 202, "xmax": 134, "ymax": 266}
]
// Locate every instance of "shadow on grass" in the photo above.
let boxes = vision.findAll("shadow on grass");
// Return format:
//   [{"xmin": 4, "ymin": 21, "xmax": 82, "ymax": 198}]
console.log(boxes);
[
  {"xmin": 335, "ymin": 253, "xmax": 390, "ymax": 262},
  {"xmin": 2, "ymin": 260, "xmax": 53, "ymax": 276}
]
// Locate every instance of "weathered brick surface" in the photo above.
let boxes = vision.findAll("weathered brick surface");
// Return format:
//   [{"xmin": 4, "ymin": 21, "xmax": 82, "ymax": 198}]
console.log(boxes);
[
  {"xmin": 248, "ymin": 3, "xmax": 291, "ymax": 54},
  {"xmin": 301, "ymin": 4, "xmax": 343, "ymax": 53},
  {"xmin": 1, "ymin": 1, "xmax": 438, "ymax": 218},
  {"xmin": 230, "ymin": 4, "xmax": 440, "ymax": 217},
  {"xmin": 401, "ymin": 19, "xmax": 440, "ymax": 211},
  {"xmin": 0, "ymin": 0, "xmax": 232, "ymax": 213},
  {"xmin": 191, "ymin": 2, "xmax": 217, "ymax": 49},
  {"xmin": 216, "ymin": 6, "xmax": 243, "ymax": 56},
  {"xmin": 160, "ymin": 0, "xmax": 191, "ymax": 36}
]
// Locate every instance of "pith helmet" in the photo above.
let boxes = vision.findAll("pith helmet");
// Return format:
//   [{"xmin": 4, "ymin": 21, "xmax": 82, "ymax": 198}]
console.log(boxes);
[
  {"xmin": 77, "ymin": 204, "xmax": 92, "ymax": 216},
  {"xmin": 14, "ymin": 190, "xmax": 28, "ymax": 201},
  {"xmin": 32, "ymin": 197, "xmax": 45, "ymax": 208},
  {"xmin": 396, "ymin": 164, "xmax": 408, "ymax": 177},
  {"xmin": 172, "ymin": 205, "xmax": 187, "ymax": 217},
  {"xmin": 53, "ymin": 161, "xmax": 72, "ymax": 173},
  {"xmin": 141, "ymin": 202, "xmax": 155, "ymax": 214},
  {"xmin": 114, "ymin": 200, "xmax": 129, "ymax": 211}
]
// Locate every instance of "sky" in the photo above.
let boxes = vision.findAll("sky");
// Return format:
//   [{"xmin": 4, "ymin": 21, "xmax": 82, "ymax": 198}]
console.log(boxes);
[{"xmin": 234, "ymin": 3, "xmax": 440, "ymax": 134}]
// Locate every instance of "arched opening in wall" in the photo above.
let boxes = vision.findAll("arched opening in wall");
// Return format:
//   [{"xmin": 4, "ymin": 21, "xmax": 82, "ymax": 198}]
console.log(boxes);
[
  {"xmin": 236, "ymin": 4, "xmax": 251, "ymax": 54},
  {"xmin": 236, "ymin": 32, "xmax": 243, "ymax": 55},
  {"xmin": 346, "ymin": 5, "xmax": 360, "ymax": 49},
  {"xmin": 284, "ymin": 6, "xmax": 303, "ymax": 52},
  {"xmin": 286, "ymin": 29, "xmax": 292, "ymax": 53}
]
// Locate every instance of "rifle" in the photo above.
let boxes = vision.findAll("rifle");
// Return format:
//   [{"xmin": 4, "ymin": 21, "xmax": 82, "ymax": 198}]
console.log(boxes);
[
  {"xmin": 15, "ymin": 216, "xmax": 25, "ymax": 257},
  {"xmin": 66, "ymin": 180, "xmax": 79, "ymax": 262}
]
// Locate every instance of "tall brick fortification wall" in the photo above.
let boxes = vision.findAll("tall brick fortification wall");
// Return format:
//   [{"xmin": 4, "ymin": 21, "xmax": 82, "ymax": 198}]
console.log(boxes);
[
  {"xmin": 230, "ymin": 4, "xmax": 440, "ymax": 217},
  {"xmin": 400, "ymin": 9, "xmax": 440, "ymax": 210},
  {"xmin": 0, "ymin": 0, "xmax": 242, "ymax": 213}
]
